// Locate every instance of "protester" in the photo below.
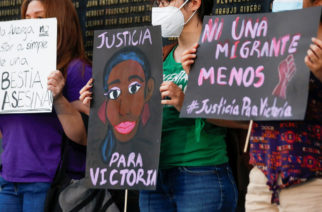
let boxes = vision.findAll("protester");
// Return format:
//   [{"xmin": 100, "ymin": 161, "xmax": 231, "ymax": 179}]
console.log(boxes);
[
  {"xmin": 245, "ymin": 0, "xmax": 322, "ymax": 211},
  {"xmin": 0, "ymin": 0, "xmax": 91, "ymax": 211},
  {"xmin": 81, "ymin": 0, "xmax": 248, "ymax": 211}
]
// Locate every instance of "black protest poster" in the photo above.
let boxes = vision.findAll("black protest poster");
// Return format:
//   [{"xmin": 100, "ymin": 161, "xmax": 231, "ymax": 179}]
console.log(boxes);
[
  {"xmin": 181, "ymin": 7, "xmax": 321, "ymax": 121},
  {"xmin": 86, "ymin": 26, "xmax": 163, "ymax": 190}
]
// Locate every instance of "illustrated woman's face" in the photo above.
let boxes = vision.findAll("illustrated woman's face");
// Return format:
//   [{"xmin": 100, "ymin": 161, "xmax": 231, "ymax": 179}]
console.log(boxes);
[
  {"xmin": 105, "ymin": 60, "xmax": 150, "ymax": 142},
  {"xmin": 25, "ymin": 0, "xmax": 45, "ymax": 19}
]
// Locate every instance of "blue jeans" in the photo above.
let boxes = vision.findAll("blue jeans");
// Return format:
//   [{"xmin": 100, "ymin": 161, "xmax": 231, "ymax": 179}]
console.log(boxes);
[
  {"xmin": 139, "ymin": 164, "xmax": 238, "ymax": 212},
  {"xmin": 0, "ymin": 176, "xmax": 51, "ymax": 212}
]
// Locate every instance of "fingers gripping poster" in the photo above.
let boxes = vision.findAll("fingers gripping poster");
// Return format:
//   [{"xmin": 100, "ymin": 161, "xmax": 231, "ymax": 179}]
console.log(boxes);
[
  {"xmin": 86, "ymin": 26, "xmax": 163, "ymax": 190},
  {"xmin": 181, "ymin": 7, "xmax": 321, "ymax": 121},
  {"xmin": 0, "ymin": 18, "xmax": 57, "ymax": 113}
]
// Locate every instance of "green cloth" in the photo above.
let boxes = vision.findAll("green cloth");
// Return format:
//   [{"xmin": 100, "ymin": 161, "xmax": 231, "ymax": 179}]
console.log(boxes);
[{"xmin": 160, "ymin": 48, "xmax": 228, "ymax": 169}]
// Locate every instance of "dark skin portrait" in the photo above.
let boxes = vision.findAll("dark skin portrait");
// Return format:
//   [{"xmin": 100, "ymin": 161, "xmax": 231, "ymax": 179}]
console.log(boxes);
[{"xmin": 105, "ymin": 59, "xmax": 154, "ymax": 142}]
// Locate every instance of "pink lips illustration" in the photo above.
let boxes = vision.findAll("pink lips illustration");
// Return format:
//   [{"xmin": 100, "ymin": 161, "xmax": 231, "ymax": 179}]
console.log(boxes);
[{"xmin": 114, "ymin": 121, "xmax": 136, "ymax": 134}]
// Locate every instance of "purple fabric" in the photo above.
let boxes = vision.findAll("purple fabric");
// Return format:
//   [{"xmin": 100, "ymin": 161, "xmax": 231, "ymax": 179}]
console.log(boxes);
[
  {"xmin": 249, "ymin": 74, "xmax": 322, "ymax": 204},
  {"xmin": 0, "ymin": 113, "xmax": 63, "ymax": 182},
  {"xmin": 63, "ymin": 59, "xmax": 92, "ymax": 102},
  {"xmin": 63, "ymin": 59, "xmax": 92, "ymax": 179},
  {"xmin": 65, "ymin": 140, "xmax": 87, "ymax": 179},
  {"xmin": 0, "ymin": 59, "xmax": 92, "ymax": 182}
]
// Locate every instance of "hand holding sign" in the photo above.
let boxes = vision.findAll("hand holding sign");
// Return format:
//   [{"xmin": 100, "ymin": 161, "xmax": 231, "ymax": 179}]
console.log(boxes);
[
  {"xmin": 47, "ymin": 70, "xmax": 65, "ymax": 100},
  {"xmin": 305, "ymin": 37, "xmax": 322, "ymax": 82},
  {"xmin": 160, "ymin": 81, "xmax": 185, "ymax": 112},
  {"xmin": 79, "ymin": 78, "xmax": 93, "ymax": 105},
  {"xmin": 181, "ymin": 43, "xmax": 198, "ymax": 75}
]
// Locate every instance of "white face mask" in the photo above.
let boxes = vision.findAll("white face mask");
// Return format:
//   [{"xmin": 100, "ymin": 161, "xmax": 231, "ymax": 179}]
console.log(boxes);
[
  {"xmin": 272, "ymin": 0, "xmax": 303, "ymax": 12},
  {"xmin": 152, "ymin": 0, "xmax": 197, "ymax": 37}
]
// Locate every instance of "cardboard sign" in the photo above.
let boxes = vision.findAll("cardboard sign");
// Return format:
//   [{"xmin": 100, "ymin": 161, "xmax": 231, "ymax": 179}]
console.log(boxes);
[
  {"xmin": 181, "ymin": 7, "xmax": 321, "ymax": 120},
  {"xmin": 0, "ymin": 18, "xmax": 57, "ymax": 113},
  {"xmin": 86, "ymin": 26, "xmax": 163, "ymax": 190}
]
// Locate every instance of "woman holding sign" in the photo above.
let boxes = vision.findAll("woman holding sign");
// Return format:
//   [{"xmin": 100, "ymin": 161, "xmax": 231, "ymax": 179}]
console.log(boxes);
[
  {"xmin": 81, "ymin": 0, "xmax": 246, "ymax": 211},
  {"xmin": 244, "ymin": 1, "xmax": 322, "ymax": 211},
  {"xmin": 0, "ymin": 0, "xmax": 91, "ymax": 211},
  {"xmin": 147, "ymin": 0, "xmax": 247, "ymax": 211},
  {"xmin": 180, "ymin": 1, "xmax": 322, "ymax": 211}
]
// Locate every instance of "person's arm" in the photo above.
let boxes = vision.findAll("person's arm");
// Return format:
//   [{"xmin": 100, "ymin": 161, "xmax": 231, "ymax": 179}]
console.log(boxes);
[
  {"xmin": 305, "ymin": 37, "xmax": 322, "ymax": 82},
  {"xmin": 48, "ymin": 70, "xmax": 87, "ymax": 145}
]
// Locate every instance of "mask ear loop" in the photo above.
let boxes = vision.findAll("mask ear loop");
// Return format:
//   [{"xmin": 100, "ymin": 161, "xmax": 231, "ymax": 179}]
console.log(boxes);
[
  {"xmin": 178, "ymin": 0, "xmax": 190, "ymax": 10},
  {"xmin": 184, "ymin": 9, "xmax": 197, "ymax": 25},
  {"xmin": 179, "ymin": 0, "xmax": 198, "ymax": 26}
]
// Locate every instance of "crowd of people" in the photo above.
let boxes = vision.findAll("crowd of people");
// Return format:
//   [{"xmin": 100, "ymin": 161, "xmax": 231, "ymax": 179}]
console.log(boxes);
[{"xmin": 0, "ymin": 0, "xmax": 321, "ymax": 211}]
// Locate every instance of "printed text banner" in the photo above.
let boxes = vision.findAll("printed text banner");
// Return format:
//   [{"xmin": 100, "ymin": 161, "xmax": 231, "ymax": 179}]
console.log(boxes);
[
  {"xmin": 86, "ymin": 26, "xmax": 163, "ymax": 190},
  {"xmin": 180, "ymin": 7, "xmax": 321, "ymax": 121},
  {"xmin": 0, "ymin": 18, "xmax": 57, "ymax": 113}
]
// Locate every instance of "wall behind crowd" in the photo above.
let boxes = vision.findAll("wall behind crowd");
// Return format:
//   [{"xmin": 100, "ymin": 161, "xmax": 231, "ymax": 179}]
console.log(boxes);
[{"xmin": 0, "ymin": 0, "xmax": 272, "ymax": 58}]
